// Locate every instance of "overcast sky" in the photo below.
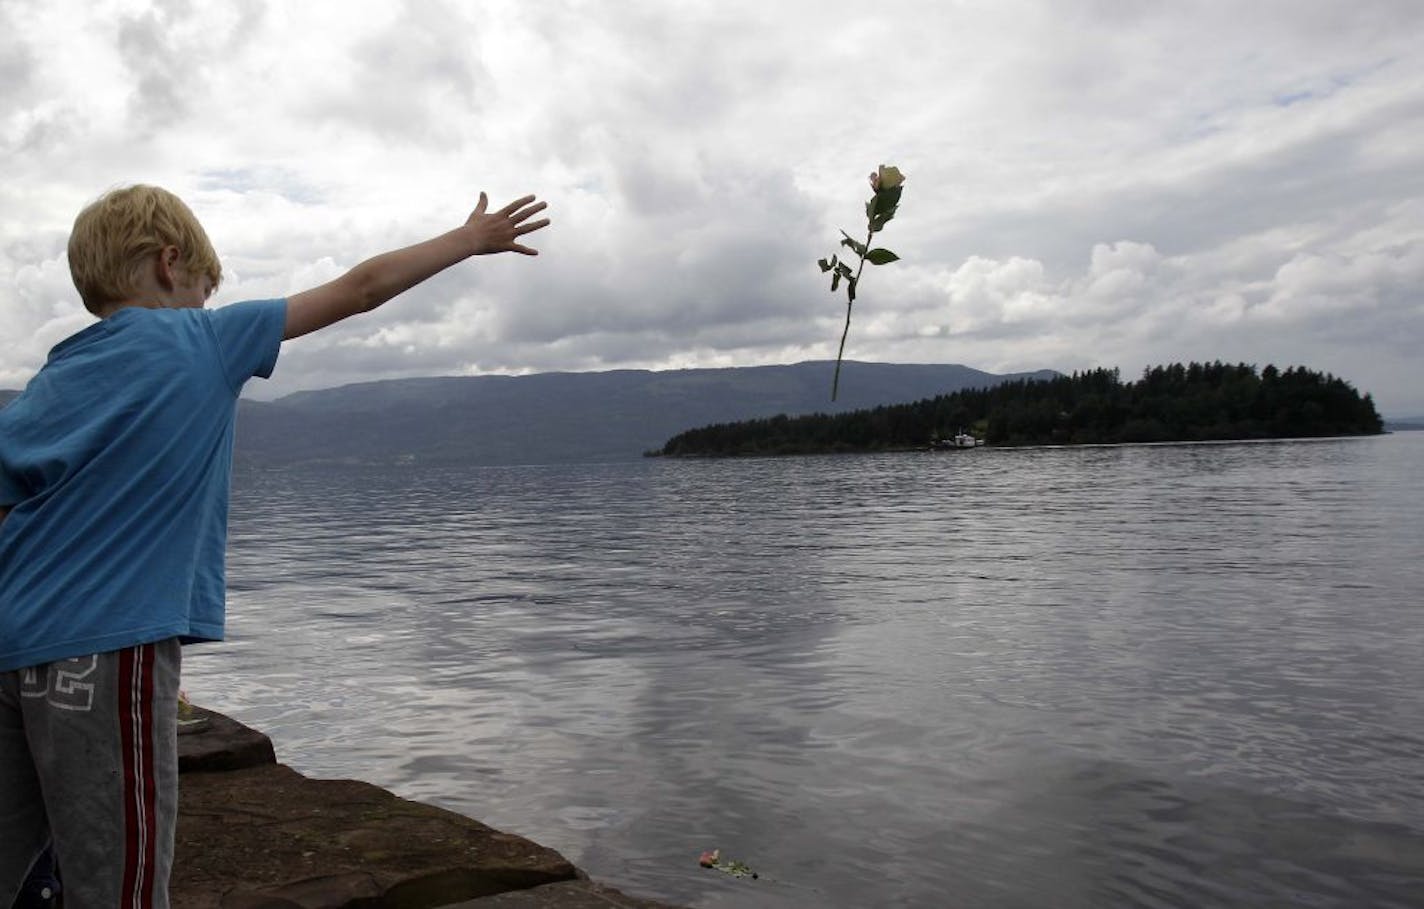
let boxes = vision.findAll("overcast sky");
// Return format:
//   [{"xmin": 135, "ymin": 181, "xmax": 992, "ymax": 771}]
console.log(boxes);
[{"xmin": 2, "ymin": 0, "xmax": 1421, "ymax": 414}]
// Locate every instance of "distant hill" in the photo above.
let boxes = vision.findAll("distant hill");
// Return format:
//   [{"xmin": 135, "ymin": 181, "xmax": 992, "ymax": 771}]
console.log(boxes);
[
  {"xmin": 1384, "ymin": 417, "xmax": 1424, "ymax": 432},
  {"xmin": 229, "ymin": 361, "xmax": 1057, "ymax": 466}
]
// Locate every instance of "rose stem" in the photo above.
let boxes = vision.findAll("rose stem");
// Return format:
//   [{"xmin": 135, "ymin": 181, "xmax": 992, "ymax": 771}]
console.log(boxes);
[{"xmin": 831, "ymin": 225, "xmax": 875, "ymax": 401}]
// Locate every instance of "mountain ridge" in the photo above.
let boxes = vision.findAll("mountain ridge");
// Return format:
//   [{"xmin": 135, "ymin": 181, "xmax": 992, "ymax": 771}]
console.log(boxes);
[{"xmin": 231, "ymin": 360, "xmax": 1058, "ymax": 466}]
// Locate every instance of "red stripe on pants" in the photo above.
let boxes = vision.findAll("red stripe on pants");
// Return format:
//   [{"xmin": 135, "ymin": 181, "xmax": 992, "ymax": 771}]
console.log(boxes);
[{"xmin": 118, "ymin": 644, "xmax": 158, "ymax": 907}]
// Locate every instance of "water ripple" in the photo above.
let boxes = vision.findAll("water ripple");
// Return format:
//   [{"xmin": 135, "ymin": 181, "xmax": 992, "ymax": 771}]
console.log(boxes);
[{"xmin": 186, "ymin": 434, "xmax": 1424, "ymax": 908}]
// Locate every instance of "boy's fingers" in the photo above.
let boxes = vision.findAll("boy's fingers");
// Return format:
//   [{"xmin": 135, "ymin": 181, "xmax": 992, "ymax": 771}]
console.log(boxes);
[
  {"xmin": 514, "ymin": 217, "xmax": 551, "ymax": 236},
  {"xmin": 472, "ymin": 192, "xmax": 489, "ymax": 216},
  {"xmin": 497, "ymin": 194, "xmax": 538, "ymax": 217},
  {"xmin": 509, "ymin": 201, "xmax": 548, "ymax": 223}
]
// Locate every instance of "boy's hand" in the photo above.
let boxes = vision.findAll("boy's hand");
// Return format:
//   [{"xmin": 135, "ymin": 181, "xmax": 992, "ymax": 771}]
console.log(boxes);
[{"xmin": 464, "ymin": 193, "xmax": 550, "ymax": 256}]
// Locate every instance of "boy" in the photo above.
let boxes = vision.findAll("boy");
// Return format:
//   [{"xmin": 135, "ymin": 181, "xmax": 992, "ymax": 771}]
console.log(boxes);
[{"xmin": 0, "ymin": 184, "xmax": 549, "ymax": 906}]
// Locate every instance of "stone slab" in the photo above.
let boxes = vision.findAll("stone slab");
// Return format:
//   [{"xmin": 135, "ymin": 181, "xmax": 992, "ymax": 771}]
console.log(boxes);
[
  {"xmin": 178, "ymin": 706, "xmax": 277, "ymax": 773},
  {"xmin": 174, "ymin": 762, "xmax": 580, "ymax": 908},
  {"xmin": 171, "ymin": 708, "xmax": 687, "ymax": 908}
]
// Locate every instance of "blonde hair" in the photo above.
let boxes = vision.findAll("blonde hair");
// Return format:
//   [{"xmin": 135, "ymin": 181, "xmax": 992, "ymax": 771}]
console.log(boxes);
[{"xmin": 67, "ymin": 185, "xmax": 223, "ymax": 313}]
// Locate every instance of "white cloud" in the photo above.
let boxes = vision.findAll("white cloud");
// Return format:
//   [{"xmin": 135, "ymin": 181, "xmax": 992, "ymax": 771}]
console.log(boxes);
[{"xmin": 1, "ymin": 0, "xmax": 1422, "ymax": 414}]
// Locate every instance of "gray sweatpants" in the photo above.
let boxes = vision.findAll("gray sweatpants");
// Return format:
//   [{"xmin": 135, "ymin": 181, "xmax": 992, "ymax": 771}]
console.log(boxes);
[{"xmin": 0, "ymin": 639, "xmax": 180, "ymax": 908}]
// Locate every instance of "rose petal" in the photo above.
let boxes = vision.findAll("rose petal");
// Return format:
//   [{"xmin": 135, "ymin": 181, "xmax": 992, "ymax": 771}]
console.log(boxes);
[{"xmin": 877, "ymin": 164, "xmax": 905, "ymax": 189}]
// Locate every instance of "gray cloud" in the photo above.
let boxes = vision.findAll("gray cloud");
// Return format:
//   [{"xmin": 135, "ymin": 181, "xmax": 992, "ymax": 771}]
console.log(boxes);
[
  {"xmin": 2, "ymin": 0, "xmax": 1422, "ymax": 416},
  {"xmin": 301, "ymin": 0, "xmax": 491, "ymax": 144},
  {"xmin": 0, "ymin": 5, "xmax": 36, "ymax": 106}
]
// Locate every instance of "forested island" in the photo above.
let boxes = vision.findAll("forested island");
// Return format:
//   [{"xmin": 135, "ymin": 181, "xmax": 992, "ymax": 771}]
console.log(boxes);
[{"xmin": 654, "ymin": 362, "xmax": 1384, "ymax": 457}]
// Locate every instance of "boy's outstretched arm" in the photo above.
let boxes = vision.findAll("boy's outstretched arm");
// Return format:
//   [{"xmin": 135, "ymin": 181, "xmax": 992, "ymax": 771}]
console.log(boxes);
[{"xmin": 284, "ymin": 192, "xmax": 548, "ymax": 341}]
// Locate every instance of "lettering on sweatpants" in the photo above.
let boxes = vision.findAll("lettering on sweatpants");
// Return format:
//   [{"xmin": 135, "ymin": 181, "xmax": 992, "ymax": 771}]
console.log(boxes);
[{"xmin": 19, "ymin": 655, "xmax": 100, "ymax": 711}]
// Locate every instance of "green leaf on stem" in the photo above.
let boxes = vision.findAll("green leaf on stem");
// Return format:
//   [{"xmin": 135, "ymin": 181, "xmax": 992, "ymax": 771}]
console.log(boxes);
[
  {"xmin": 840, "ymin": 232, "xmax": 867, "ymax": 257},
  {"xmin": 831, "ymin": 271, "xmax": 841, "ymax": 292},
  {"xmin": 866, "ymin": 248, "xmax": 900, "ymax": 265},
  {"xmin": 836, "ymin": 261, "xmax": 854, "ymax": 278}
]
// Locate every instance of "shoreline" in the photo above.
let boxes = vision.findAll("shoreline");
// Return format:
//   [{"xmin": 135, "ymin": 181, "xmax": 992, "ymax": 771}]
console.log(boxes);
[{"xmin": 174, "ymin": 705, "xmax": 684, "ymax": 908}]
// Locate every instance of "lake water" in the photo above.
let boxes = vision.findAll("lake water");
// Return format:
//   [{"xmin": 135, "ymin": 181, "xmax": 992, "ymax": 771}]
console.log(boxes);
[{"xmin": 185, "ymin": 433, "xmax": 1424, "ymax": 908}]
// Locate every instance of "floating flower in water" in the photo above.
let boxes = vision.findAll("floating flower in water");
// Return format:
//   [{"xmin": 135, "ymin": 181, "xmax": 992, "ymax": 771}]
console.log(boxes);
[{"xmin": 697, "ymin": 848, "xmax": 758, "ymax": 879}]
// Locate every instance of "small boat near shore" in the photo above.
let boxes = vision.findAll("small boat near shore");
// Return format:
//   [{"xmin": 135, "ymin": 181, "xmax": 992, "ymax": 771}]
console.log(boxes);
[{"xmin": 929, "ymin": 431, "xmax": 981, "ymax": 450}]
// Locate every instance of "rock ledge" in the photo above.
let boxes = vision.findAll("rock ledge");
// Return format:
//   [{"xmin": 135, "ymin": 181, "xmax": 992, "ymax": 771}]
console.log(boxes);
[{"xmin": 174, "ymin": 707, "xmax": 683, "ymax": 909}]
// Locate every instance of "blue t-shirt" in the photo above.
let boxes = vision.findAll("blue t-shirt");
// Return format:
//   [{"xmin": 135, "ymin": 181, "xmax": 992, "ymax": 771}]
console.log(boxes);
[{"xmin": 0, "ymin": 299, "xmax": 286, "ymax": 671}]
